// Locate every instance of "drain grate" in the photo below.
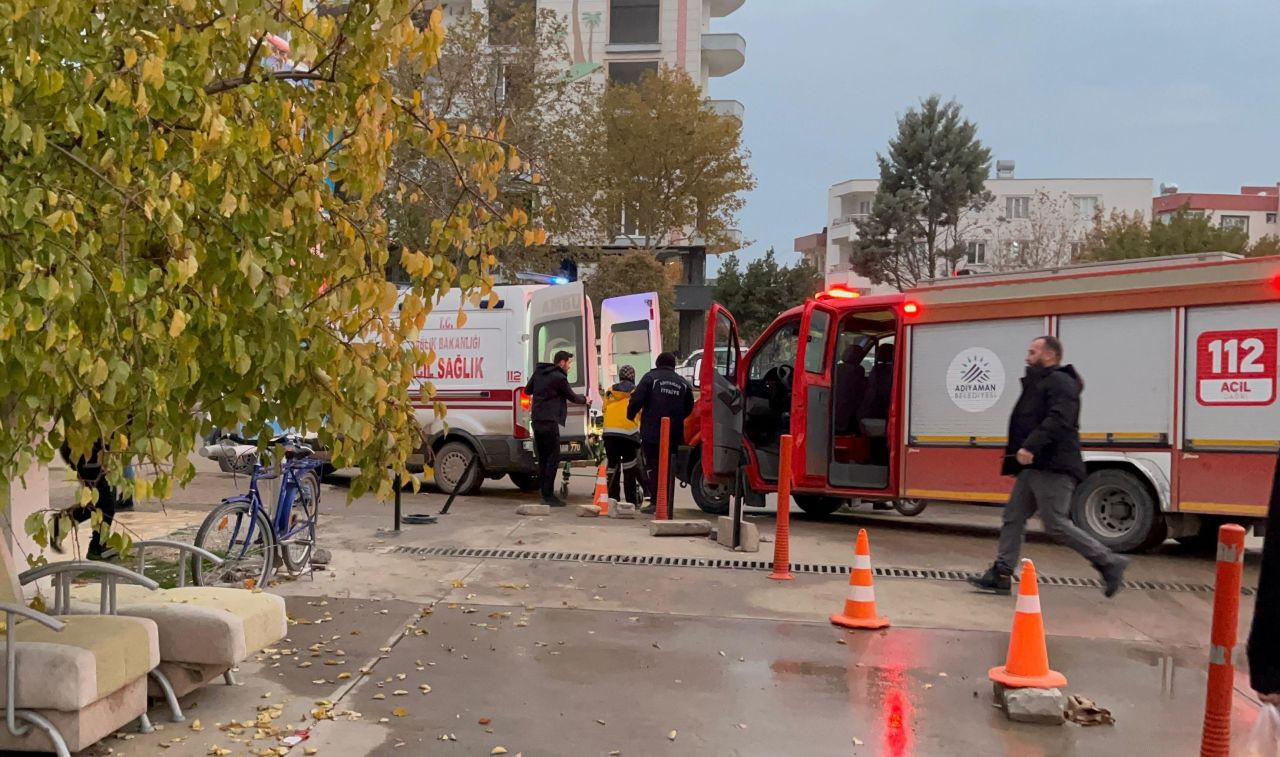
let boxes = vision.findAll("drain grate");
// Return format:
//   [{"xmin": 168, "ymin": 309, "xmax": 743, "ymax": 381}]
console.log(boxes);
[{"xmin": 389, "ymin": 545, "xmax": 1249, "ymax": 596}]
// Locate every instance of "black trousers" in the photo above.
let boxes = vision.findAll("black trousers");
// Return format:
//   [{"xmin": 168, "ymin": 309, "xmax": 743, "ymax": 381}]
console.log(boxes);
[
  {"xmin": 642, "ymin": 440, "xmax": 677, "ymax": 507},
  {"xmin": 603, "ymin": 436, "xmax": 642, "ymax": 505},
  {"xmin": 532, "ymin": 421, "xmax": 562, "ymax": 502},
  {"xmin": 64, "ymin": 476, "xmax": 117, "ymax": 553}
]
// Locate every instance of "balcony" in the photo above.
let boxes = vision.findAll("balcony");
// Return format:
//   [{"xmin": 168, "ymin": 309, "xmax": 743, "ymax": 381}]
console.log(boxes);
[
  {"xmin": 706, "ymin": 98, "xmax": 744, "ymax": 121},
  {"xmin": 708, "ymin": 0, "xmax": 746, "ymax": 18},
  {"xmin": 702, "ymin": 32, "xmax": 746, "ymax": 77}
]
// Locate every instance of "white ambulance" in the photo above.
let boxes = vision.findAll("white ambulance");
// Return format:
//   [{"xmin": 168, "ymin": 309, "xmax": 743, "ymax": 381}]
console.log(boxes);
[{"xmin": 409, "ymin": 283, "xmax": 661, "ymax": 495}]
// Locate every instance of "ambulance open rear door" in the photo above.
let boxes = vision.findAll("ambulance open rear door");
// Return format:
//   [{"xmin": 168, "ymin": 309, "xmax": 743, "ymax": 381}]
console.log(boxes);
[
  {"xmin": 528, "ymin": 282, "xmax": 599, "ymax": 461},
  {"xmin": 599, "ymin": 292, "xmax": 662, "ymax": 388}
]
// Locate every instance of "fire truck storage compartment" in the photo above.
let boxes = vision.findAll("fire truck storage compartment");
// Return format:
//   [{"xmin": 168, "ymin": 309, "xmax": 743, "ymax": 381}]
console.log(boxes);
[
  {"xmin": 743, "ymin": 318, "xmax": 801, "ymax": 482},
  {"xmin": 1057, "ymin": 309, "xmax": 1174, "ymax": 444},
  {"xmin": 1180, "ymin": 302, "xmax": 1280, "ymax": 516},
  {"xmin": 828, "ymin": 309, "xmax": 898, "ymax": 489}
]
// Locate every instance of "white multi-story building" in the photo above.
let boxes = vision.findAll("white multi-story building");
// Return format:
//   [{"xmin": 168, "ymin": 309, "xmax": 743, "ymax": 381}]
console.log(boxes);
[
  {"xmin": 443, "ymin": 0, "xmax": 745, "ymax": 115},
  {"xmin": 822, "ymin": 162, "xmax": 1152, "ymax": 291}
]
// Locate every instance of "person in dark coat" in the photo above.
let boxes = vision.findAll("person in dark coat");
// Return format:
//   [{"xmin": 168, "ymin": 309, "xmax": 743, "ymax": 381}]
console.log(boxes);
[
  {"xmin": 53, "ymin": 440, "xmax": 119, "ymax": 560},
  {"xmin": 627, "ymin": 352, "xmax": 694, "ymax": 514},
  {"xmin": 525, "ymin": 350, "xmax": 588, "ymax": 506},
  {"xmin": 969, "ymin": 335, "xmax": 1129, "ymax": 597},
  {"xmin": 1248, "ymin": 455, "xmax": 1280, "ymax": 705}
]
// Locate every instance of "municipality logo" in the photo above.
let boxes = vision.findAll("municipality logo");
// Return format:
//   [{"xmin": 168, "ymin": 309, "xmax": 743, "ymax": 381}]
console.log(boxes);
[{"xmin": 947, "ymin": 348, "xmax": 1006, "ymax": 413}]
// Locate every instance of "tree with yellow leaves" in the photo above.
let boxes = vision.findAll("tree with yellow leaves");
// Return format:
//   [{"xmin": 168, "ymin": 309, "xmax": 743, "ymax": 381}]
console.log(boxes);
[{"xmin": 0, "ymin": 0, "xmax": 541, "ymax": 552}]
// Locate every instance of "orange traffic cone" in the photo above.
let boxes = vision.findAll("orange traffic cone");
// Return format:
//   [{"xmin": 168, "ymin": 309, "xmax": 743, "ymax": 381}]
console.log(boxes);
[
  {"xmin": 830, "ymin": 528, "xmax": 889, "ymax": 630},
  {"xmin": 592, "ymin": 463, "xmax": 609, "ymax": 516},
  {"xmin": 989, "ymin": 559, "xmax": 1067, "ymax": 689}
]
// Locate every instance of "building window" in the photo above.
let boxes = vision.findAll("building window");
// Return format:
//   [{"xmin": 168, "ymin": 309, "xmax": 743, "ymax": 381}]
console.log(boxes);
[
  {"xmin": 1220, "ymin": 215, "xmax": 1249, "ymax": 233},
  {"xmin": 1267, "ymin": 212, "xmax": 1277, "ymax": 224},
  {"xmin": 857, "ymin": 200, "xmax": 871, "ymax": 216},
  {"xmin": 1072, "ymin": 196, "xmax": 1099, "ymax": 217},
  {"xmin": 1005, "ymin": 196, "xmax": 1030, "ymax": 220},
  {"xmin": 965, "ymin": 241, "xmax": 986, "ymax": 265},
  {"xmin": 610, "ymin": 0, "xmax": 660, "ymax": 45},
  {"xmin": 607, "ymin": 60, "xmax": 658, "ymax": 86}
]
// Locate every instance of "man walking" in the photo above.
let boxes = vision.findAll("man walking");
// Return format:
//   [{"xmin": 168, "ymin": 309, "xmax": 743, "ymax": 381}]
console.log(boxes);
[
  {"xmin": 969, "ymin": 336, "xmax": 1129, "ymax": 597},
  {"xmin": 628, "ymin": 352, "xmax": 694, "ymax": 515},
  {"xmin": 525, "ymin": 350, "xmax": 588, "ymax": 506}
]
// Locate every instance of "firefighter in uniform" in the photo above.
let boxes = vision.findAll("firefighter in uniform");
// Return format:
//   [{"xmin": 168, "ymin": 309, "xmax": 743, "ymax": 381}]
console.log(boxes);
[{"xmin": 627, "ymin": 353, "xmax": 694, "ymax": 515}]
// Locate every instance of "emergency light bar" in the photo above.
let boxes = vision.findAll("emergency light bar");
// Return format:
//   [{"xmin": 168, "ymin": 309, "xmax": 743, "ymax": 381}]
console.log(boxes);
[
  {"xmin": 515, "ymin": 272, "xmax": 570, "ymax": 285},
  {"xmin": 818, "ymin": 285, "xmax": 860, "ymax": 299}
]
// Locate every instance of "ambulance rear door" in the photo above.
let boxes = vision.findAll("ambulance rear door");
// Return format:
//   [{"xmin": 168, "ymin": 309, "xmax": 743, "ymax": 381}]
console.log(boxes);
[
  {"xmin": 528, "ymin": 282, "xmax": 599, "ymax": 460},
  {"xmin": 599, "ymin": 292, "xmax": 662, "ymax": 388}
]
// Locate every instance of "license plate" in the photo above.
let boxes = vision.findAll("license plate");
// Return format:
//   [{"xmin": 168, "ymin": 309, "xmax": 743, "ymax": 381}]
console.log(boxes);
[{"xmin": 560, "ymin": 442, "xmax": 581, "ymax": 454}]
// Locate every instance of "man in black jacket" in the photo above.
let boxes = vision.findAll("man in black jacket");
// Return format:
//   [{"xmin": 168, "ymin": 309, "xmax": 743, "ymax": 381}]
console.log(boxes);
[
  {"xmin": 1248, "ymin": 455, "xmax": 1280, "ymax": 705},
  {"xmin": 628, "ymin": 352, "xmax": 694, "ymax": 514},
  {"xmin": 525, "ymin": 350, "xmax": 588, "ymax": 506},
  {"xmin": 969, "ymin": 336, "xmax": 1129, "ymax": 597}
]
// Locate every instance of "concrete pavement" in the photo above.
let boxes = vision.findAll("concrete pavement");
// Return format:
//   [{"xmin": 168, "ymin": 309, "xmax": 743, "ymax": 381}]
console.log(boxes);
[{"xmin": 52, "ymin": 457, "xmax": 1267, "ymax": 755}]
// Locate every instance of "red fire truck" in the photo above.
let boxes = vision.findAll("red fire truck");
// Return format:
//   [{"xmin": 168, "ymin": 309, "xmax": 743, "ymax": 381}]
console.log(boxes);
[{"xmin": 686, "ymin": 253, "xmax": 1280, "ymax": 553}]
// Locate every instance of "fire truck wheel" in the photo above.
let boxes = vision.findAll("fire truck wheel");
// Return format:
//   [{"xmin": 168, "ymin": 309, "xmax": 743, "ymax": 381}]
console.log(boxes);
[
  {"xmin": 892, "ymin": 498, "xmax": 928, "ymax": 517},
  {"xmin": 1071, "ymin": 469, "xmax": 1164, "ymax": 553},
  {"xmin": 508, "ymin": 472, "xmax": 541, "ymax": 492},
  {"xmin": 434, "ymin": 442, "xmax": 484, "ymax": 496},
  {"xmin": 689, "ymin": 456, "xmax": 731, "ymax": 515},
  {"xmin": 794, "ymin": 495, "xmax": 843, "ymax": 517}
]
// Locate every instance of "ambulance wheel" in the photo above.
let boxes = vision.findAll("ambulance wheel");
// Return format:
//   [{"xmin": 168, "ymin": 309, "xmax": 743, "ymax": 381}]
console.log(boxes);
[
  {"xmin": 508, "ymin": 473, "xmax": 541, "ymax": 492},
  {"xmin": 434, "ymin": 442, "xmax": 484, "ymax": 496},
  {"xmin": 1071, "ymin": 469, "xmax": 1164, "ymax": 553},
  {"xmin": 794, "ymin": 495, "xmax": 843, "ymax": 518},
  {"xmin": 690, "ymin": 456, "xmax": 731, "ymax": 515}
]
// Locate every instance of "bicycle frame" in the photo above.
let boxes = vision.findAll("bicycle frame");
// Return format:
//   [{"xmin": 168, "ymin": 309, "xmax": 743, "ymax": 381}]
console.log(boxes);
[{"xmin": 221, "ymin": 455, "xmax": 324, "ymax": 561}]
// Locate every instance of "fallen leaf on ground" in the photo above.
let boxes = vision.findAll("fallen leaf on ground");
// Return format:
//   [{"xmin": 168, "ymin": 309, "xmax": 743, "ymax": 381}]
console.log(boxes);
[
  {"xmin": 208, "ymin": 747, "xmax": 232, "ymax": 756},
  {"xmin": 392, "ymin": 707, "xmax": 408, "ymax": 717},
  {"xmin": 668, "ymin": 730, "xmax": 678, "ymax": 741},
  {"xmin": 492, "ymin": 749, "xmax": 508, "ymax": 755},
  {"xmin": 478, "ymin": 718, "xmax": 491, "ymax": 725},
  {"xmin": 853, "ymin": 737, "xmax": 864, "ymax": 746},
  {"xmin": 190, "ymin": 720, "xmax": 203, "ymax": 732}
]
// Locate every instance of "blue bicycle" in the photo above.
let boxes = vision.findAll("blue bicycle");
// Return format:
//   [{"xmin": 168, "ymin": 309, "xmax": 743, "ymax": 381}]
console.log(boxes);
[{"xmin": 192, "ymin": 436, "xmax": 324, "ymax": 588}]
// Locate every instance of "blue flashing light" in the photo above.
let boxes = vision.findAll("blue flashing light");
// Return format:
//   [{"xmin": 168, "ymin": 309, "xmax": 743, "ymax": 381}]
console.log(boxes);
[{"xmin": 551, "ymin": 276, "xmax": 569, "ymax": 285}]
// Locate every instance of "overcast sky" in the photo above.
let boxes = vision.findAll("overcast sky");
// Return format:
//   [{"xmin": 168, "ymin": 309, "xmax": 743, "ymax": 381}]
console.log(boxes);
[{"xmin": 707, "ymin": 0, "xmax": 1280, "ymax": 267}]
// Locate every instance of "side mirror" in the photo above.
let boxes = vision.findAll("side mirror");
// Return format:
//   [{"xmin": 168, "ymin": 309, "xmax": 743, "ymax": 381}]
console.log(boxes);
[{"xmin": 692, "ymin": 359, "xmax": 703, "ymax": 388}]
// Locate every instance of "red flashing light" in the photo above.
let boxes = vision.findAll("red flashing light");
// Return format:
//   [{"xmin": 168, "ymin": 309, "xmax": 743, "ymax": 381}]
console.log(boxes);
[
  {"xmin": 819, "ymin": 285, "xmax": 860, "ymax": 300},
  {"xmin": 902, "ymin": 301, "xmax": 921, "ymax": 316},
  {"xmin": 518, "ymin": 388, "xmax": 532, "ymax": 411},
  {"xmin": 514, "ymin": 389, "xmax": 532, "ymax": 440}
]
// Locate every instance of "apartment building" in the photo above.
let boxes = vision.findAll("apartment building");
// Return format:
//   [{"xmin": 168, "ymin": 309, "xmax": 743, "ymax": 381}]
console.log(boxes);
[
  {"xmin": 793, "ymin": 227, "xmax": 826, "ymax": 272},
  {"xmin": 821, "ymin": 162, "xmax": 1152, "ymax": 290},
  {"xmin": 444, "ymin": 0, "xmax": 745, "ymax": 117},
  {"xmin": 1152, "ymin": 183, "xmax": 1280, "ymax": 245}
]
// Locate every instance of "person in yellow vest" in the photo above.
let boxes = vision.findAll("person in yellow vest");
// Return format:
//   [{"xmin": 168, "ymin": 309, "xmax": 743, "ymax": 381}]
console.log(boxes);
[{"xmin": 602, "ymin": 365, "xmax": 643, "ymax": 506}]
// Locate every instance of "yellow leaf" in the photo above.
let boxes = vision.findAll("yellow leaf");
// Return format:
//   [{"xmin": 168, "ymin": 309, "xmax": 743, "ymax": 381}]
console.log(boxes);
[
  {"xmin": 208, "ymin": 747, "xmax": 231, "ymax": 756},
  {"xmin": 506, "ymin": 150, "xmax": 520, "ymax": 172},
  {"xmin": 207, "ymin": 162, "xmax": 223, "ymax": 182},
  {"xmin": 142, "ymin": 56, "xmax": 165, "ymax": 88},
  {"xmin": 169, "ymin": 309, "xmax": 188, "ymax": 337},
  {"xmin": 190, "ymin": 720, "xmax": 203, "ymax": 732},
  {"xmin": 492, "ymin": 749, "xmax": 508, "ymax": 755},
  {"xmin": 89, "ymin": 357, "xmax": 108, "ymax": 387},
  {"xmin": 123, "ymin": 48, "xmax": 138, "ymax": 69},
  {"xmin": 73, "ymin": 395, "xmax": 90, "ymax": 421},
  {"xmin": 392, "ymin": 706, "xmax": 408, "ymax": 717},
  {"xmin": 281, "ymin": 205, "xmax": 294, "ymax": 228},
  {"xmin": 219, "ymin": 190, "xmax": 237, "ymax": 217}
]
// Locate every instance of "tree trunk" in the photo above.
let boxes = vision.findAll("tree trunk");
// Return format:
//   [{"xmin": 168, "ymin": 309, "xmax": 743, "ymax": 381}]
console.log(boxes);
[{"xmin": 571, "ymin": 0, "xmax": 585, "ymax": 64}]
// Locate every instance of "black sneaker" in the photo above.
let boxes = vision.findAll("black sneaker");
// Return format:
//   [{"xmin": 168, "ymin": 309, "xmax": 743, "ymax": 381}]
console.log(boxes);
[
  {"xmin": 543, "ymin": 497, "xmax": 566, "ymax": 508},
  {"xmin": 1100, "ymin": 556, "xmax": 1130, "ymax": 598},
  {"xmin": 640, "ymin": 504, "xmax": 656, "ymax": 515},
  {"xmin": 967, "ymin": 564, "xmax": 1013, "ymax": 595},
  {"xmin": 87, "ymin": 545, "xmax": 119, "ymax": 562}
]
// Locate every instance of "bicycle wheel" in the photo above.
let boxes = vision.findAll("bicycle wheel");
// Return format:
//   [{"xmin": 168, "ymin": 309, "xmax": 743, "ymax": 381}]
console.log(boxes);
[
  {"xmin": 193, "ymin": 500, "xmax": 275, "ymax": 589},
  {"xmin": 279, "ymin": 470, "xmax": 320, "ymax": 574}
]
